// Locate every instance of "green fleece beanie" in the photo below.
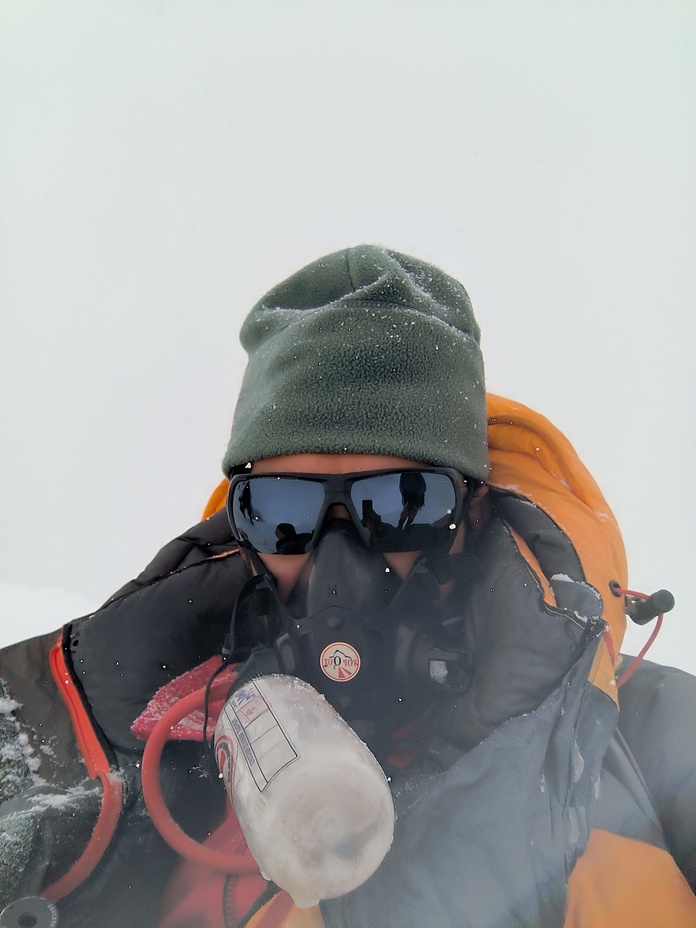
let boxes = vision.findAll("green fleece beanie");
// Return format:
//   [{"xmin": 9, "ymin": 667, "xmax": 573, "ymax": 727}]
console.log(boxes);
[{"xmin": 222, "ymin": 245, "xmax": 488, "ymax": 479}]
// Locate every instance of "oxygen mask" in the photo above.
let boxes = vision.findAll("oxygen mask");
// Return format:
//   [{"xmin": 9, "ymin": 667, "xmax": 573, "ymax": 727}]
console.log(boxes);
[{"xmin": 225, "ymin": 468, "xmax": 478, "ymax": 758}]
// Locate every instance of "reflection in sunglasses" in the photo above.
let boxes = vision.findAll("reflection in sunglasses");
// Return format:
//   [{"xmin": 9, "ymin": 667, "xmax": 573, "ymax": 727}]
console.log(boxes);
[{"xmin": 228, "ymin": 468, "xmax": 467, "ymax": 556}]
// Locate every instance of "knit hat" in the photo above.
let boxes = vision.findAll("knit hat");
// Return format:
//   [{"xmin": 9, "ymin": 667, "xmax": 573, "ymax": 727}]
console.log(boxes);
[{"xmin": 222, "ymin": 245, "xmax": 488, "ymax": 479}]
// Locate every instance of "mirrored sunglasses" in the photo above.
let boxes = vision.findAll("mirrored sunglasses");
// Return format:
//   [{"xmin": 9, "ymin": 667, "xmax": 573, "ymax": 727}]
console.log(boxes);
[{"xmin": 227, "ymin": 467, "xmax": 471, "ymax": 555}]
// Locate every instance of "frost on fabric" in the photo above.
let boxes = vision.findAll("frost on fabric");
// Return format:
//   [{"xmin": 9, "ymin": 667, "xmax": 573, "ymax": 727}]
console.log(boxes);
[
  {"xmin": 0, "ymin": 697, "xmax": 21, "ymax": 715},
  {"xmin": 571, "ymin": 743, "xmax": 585, "ymax": 783},
  {"xmin": 39, "ymin": 741, "xmax": 56, "ymax": 760},
  {"xmin": 131, "ymin": 656, "xmax": 239, "ymax": 742},
  {"xmin": 1, "ymin": 682, "xmax": 32, "ymax": 801},
  {"xmin": 0, "ymin": 772, "xmax": 106, "ymax": 899},
  {"xmin": 16, "ymin": 732, "xmax": 43, "ymax": 779},
  {"xmin": 1, "ymin": 686, "xmax": 63, "ymax": 803},
  {"xmin": 3, "ymin": 781, "xmax": 102, "ymax": 817}
]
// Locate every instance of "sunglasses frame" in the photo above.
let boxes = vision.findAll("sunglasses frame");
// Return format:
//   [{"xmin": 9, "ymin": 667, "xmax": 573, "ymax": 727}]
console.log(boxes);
[{"xmin": 227, "ymin": 467, "xmax": 472, "ymax": 555}]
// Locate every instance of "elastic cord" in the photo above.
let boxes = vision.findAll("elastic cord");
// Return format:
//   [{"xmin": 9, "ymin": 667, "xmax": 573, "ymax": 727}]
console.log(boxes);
[
  {"xmin": 612, "ymin": 586, "xmax": 666, "ymax": 688},
  {"xmin": 140, "ymin": 681, "xmax": 260, "ymax": 874},
  {"xmin": 616, "ymin": 614, "xmax": 664, "ymax": 687}
]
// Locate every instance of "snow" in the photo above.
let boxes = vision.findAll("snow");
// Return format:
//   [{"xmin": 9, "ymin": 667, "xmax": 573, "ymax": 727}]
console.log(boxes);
[
  {"xmin": 17, "ymin": 731, "xmax": 42, "ymax": 777},
  {"xmin": 429, "ymin": 660, "xmax": 449, "ymax": 685},
  {"xmin": 4, "ymin": 781, "xmax": 102, "ymax": 816},
  {"xmin": 571, "ymin": 743, "xmax": 585, "ymax": 784},
  {"xmin": 0, "ymin": 696, "xmax": 21, "ymax": 714}
]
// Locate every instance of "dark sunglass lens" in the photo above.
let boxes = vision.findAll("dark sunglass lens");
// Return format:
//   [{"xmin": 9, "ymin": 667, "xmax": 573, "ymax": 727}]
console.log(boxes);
[
  {"xmin": 350, "ymin": 472, "xmax": 458, "ymax": 551},
  {"xmin": 230, "ymin": 477, "xmax": 324, "ymax": 554}
]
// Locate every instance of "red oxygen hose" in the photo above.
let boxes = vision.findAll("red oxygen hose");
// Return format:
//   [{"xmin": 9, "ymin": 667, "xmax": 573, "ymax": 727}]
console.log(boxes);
[{"xmin": 140, "ymin": 680, "xmax": 260, "ymax": 874}]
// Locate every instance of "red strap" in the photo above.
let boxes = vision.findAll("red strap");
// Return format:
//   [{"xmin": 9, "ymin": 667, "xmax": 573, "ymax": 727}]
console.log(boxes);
[
  {"xmin": 157, "ymin": 811, "xmax": 266, "ymax": 928},
  {"xmin": 44, "ymin": 638, "xmax": 124, "ymax": 902},
  {"xmin": 249, "ymin": 891, "xmax": 295, "ymax": 928}
]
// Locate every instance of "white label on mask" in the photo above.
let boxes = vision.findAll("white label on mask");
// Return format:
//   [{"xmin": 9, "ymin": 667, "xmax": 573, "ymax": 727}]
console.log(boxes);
[{"xmin": 320, "ymin": 642, "xmax": 361, "ymax": 682}]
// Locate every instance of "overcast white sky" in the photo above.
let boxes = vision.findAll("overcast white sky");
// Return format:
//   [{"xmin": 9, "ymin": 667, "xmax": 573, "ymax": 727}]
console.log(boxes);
[{"xmin": 1, "ymin": 1, "xmax": 694, "ymax": 673}]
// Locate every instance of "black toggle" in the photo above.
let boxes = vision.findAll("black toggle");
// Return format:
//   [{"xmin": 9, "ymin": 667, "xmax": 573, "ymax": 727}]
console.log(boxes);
[
  {"xmin": 627, "ymin": 589, "xmax": 676, "ymax": 626},
  {"xmin": 610, "ymin": 581, "xmax": 676, "ymax": 626}
]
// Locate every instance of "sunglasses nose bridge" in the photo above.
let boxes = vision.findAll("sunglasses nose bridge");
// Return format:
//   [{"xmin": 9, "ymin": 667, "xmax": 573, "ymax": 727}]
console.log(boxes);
[{"xmin": 313, "ymin": 484, "xmax": 364, "ymax": 540}]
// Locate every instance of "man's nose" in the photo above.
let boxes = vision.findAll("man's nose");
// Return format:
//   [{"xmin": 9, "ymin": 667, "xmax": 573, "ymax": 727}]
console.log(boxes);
[
  {"xmin": 314, "ymin": 502, "xmax": 363, "ymax": 546},
  {"xmin": 324, "ymin": 502, "xmax": 352, "ymax": 522}
]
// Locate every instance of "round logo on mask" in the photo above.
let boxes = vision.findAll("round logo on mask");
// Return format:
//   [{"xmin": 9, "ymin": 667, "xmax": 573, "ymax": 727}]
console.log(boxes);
[{"xmin": 320, "ymin": 642, "xmax": 361, "ymax": 682}]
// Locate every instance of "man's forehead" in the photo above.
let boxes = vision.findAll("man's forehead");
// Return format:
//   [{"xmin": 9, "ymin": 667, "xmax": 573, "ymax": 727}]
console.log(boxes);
[{"xmin": 250, "ymin": 452, "xmax": 429, "ymax": 475}]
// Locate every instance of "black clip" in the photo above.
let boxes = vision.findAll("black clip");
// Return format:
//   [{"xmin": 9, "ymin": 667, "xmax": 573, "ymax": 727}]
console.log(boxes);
[{"xmin": 610, "ymin": 582, "xmax": 675, "ymax": 626}]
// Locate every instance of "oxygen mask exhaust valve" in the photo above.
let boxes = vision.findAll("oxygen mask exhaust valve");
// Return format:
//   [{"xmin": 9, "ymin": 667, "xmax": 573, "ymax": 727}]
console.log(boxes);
[{"xmin": 213, "ymin": 674, "xmax": 395, "ymax": 909}]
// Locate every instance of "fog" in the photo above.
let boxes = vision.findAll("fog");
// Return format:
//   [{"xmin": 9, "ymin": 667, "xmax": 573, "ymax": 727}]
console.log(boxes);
[{"xmin": 1, "ymin": 1, "xmax": 694, "ymax": 672}]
